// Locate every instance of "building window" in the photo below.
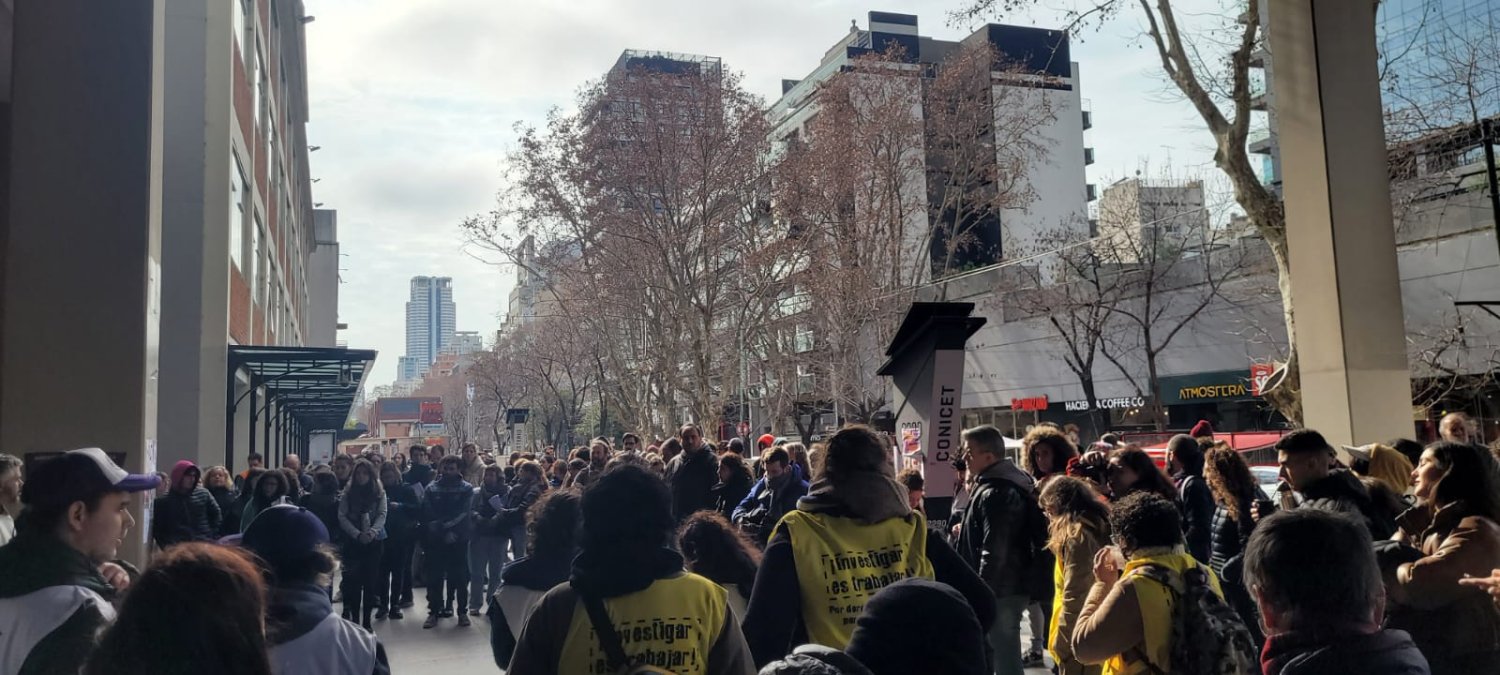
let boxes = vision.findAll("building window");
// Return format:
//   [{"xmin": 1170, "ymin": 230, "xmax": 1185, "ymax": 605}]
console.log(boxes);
[
  {"xmin": 253, "ymin": 43, "xmax": 266, "ymax": 131},
  {"xmin": 252, "ymin": 215, "xmax": 265, "ymax": 305},
  {"xmin": 232, "ymin": 0, "xmax": 247, "ymax": 58},
  {"xmin": 794, "ymin": 324, "xmax": 814, "ymax": 353},
  {"xmin": 230, "ymin": 155, "xmax": 246, "ymax": 270}
]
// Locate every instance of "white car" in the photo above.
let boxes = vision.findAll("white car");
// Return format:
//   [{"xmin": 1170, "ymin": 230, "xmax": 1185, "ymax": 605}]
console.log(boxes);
[{"xmin": 1251, "ymin": 465, "xmax": 1281, "ymax": 501}]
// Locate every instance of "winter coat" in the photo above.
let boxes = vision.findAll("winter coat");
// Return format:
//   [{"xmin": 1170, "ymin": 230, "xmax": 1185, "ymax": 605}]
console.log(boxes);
[
  {"xmin": 213, "ymin": 486, "xmax": 245, "ymax": 536},
  {"xmin": 1262, "ymin": 627, "xmax": 1430, "ymax": 675},
  {"xmin": 471, "ymin": 482, "xmax": 512, "ymax": 537},
  {"xmin": 0, "ymin": 533, "xmax": 127, "ymax": 675},
  {"xmin": 498, "ymin": 479, "xmax": 545, "ymax": 535},
  {"xmin": 732, "ymin": 473, "xmax": 810, "ymax": 546},
  {"xmin": 1173, "ymin": 470, "xmax": 1215, "ymax": 565},
  {"xmin": 1299, "ymin": 470, "xmax": 1395, "ymax": 539},
  {"xmin": 1050, "ymin": 516, "xmax": 1109, "ymax": 675},
  {"xmin": 300, "ymin": 493, "xmax": 344, "ymax": 545},
  {"xmin": 487, "ymin": 550, "xmax": 573, "ymax": 669},
  {"xmin": 1209, "ymin": 502, "xmax": 1267, "ymax": 648},
  {"xmin": 1387, "ymin": 501, "xmax": 1500, "ymax": 674},
  {"xmin": 402, "ymin": 463, "xmax": 434, "ymax": 488},
  {"xmin": 954, "ymin": 460, "xmax": 1047, "ymax": 600},
  {"xmin": 667, "ymin": 446, "xmax": 720, "ymax": 522},
  {"xmin": 267, "ymin": 582, "xmax": 391, "ymax": 675},
  {"xmin": 422, "ymin": 477, "xmax": 473, "ymax": 543},
  {"xmin": 461, "ymin": 458, "xmax": 487, "ymax": 487},
  {"xmin": 383, "ymin": 482, "xmax": 421, "ymax": 541},
  {"xmin": 337, "ymin": 486, "xmax": 388, "ymax": 542},
  {"xmin": 152, "ymin": 486, "xmax": 223, "ymax": 548},
  {"xmin": 712, "ymin": 472, "xmax": 754, "ymax": 520}
]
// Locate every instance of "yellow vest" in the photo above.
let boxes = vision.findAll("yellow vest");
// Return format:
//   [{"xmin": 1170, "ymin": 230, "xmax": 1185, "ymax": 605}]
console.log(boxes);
[
  {"xmin": 558, "ymin": 573, "xmax": 728, "ymax": 675},
  {"xmin": 775, "ymin": 509, "xmax": 936, "ymax": 649},
  {"xmin": 1103, "ymin": 548, "xmax": 1224, "ymax": 675}
]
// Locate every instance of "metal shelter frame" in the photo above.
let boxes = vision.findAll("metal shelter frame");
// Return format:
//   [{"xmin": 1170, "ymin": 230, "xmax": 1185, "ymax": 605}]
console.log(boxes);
[{"xmin": 226, "ymin": 345, "xmax": 377, "ymax": 469}]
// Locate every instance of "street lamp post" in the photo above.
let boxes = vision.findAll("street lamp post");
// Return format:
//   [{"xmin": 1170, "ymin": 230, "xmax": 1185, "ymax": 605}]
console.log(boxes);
[{"xmin": 465, "ymin": 381, "xmax": 475, "ymax": 448}]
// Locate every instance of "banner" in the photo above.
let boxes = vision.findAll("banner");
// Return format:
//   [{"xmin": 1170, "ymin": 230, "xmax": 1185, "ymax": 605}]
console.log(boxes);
[{"xmin": 419, "ymin": 401, "xmax": 444, "ymax": 424}]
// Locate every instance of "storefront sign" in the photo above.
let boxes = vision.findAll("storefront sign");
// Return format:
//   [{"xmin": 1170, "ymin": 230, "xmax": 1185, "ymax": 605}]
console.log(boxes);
[
  {"xmin": 1250, "ymin": 364, "xmax": 1276, "ymax": 396},
  {"xmin": 1063, "ymin": 396, "xmax": 1147, "ymax": 412},
  {"xmin": 1011, "ymin": 396, "xmax": 1049, "ymax": 411},
  {"xmin": 1161, "ymin": 370, "xmax": 1256, "ymax": 405}
]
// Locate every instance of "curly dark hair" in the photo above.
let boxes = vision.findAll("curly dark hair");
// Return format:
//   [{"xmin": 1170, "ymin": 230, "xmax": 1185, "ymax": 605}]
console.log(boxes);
[
  {"xmin": 527, "ymin": 488, "xmax": 581, "ymax": 558},
  {"xmin": 677, "ymin": 511, "xmax": 761, "ymax": 593},
  {"xmin": 1023, "ymin": 426, "xmax": 1079, "ymax": 479},
  {"xmin": 1110, "ymin": 446, "xmax": 1178, "ymax": 503},
  {"xmin": 1109, "ymin": 491, "xmax": 1182, "ymax": 554},
  {"xmin": 1203, "ymin": 446, "xmax": 1259, "ymax": 522},
  {"xmin": 582, "ymin": 464, "xmax": 673, "ymax": 551}
]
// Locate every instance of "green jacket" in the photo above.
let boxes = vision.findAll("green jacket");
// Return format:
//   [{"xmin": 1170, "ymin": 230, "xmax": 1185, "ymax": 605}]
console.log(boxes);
[{"xmin": 0, "ymin": 532, "xmax": 121, "ymax": 675}]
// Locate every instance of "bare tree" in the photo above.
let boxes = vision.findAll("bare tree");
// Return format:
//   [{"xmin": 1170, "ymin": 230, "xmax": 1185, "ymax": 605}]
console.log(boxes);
[
  {"xmin": 465, "ymin": 58, "xmax": 774, "ymax": 436},
  {"xmin": 952, "ymin": 0, "xmax": 1304, "ymax": 423}
]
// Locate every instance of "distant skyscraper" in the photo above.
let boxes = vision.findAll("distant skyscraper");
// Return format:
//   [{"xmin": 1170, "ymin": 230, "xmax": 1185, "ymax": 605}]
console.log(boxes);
[{"xmin": 402, "ymin": 276, "xmax": 456, "ymax": 380}]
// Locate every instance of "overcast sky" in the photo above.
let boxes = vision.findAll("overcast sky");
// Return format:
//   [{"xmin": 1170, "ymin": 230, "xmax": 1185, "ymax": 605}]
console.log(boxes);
[{"xmin": 304, "ymin": 0, "xmax": 1226, "ymax": 388}]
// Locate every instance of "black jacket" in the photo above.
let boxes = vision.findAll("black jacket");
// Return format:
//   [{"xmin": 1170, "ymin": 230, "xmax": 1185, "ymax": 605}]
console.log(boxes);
[
  {"xmin": 499, "ymin": 479, "xmax": 545, "ymax": 532},
  {"xmin": 207, "ymin": 485, "xmax": 239, "ymax": 537},
  {"xmin": 953, "ymin": 461, "xmax": 1046, "ymax": 600},
  {"xmin": 299, "ymin": 492, "xmax": 344, "ymax": 545},
  {"xmin": 1175, "ymin": 471, "xmax": 1216, "ymax": 565},
  {"xmin": 152, "ymin": 487, "xmax": 222, "ymax": 548},
  {"xmin": 383, "ymin": 482, "xmax": 421, "ymax": 540},
  {"xmin": 712, "ymin": 472, "xmax": 754, "ymax": 520},
  {"xmin": 403, "ymin": 463, "xmax": 435, "ymax": 488},
  {"xmin": 1300, "ymin": 470, "xmax": 1396, "ymax": 539},
  {"xmin": 472, "ymin": 483, "xmax": 512, "ymax": 537},
  {"xmin": 667, "ymin": 446, "xmax": 719, "ymax": 522},
  {"xmin": 1262, "ymin": 627, "xmax": 1430, "ymax": 675}
]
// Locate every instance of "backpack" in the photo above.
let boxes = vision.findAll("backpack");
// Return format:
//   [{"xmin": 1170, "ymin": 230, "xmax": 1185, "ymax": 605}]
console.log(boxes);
[{"xmin": 1128, "ymin": 563, "xmax": 1257, "ymax": 675}]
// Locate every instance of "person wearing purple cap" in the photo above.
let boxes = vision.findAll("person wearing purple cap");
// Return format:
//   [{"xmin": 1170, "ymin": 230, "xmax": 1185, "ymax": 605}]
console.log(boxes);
[
  {"xmin": 243, "ymin": 503, "xmax": 391, "ymax": 675},
  {"xmin": 0, "ymin": 447, "xmax": 161, "ymax": 675}
]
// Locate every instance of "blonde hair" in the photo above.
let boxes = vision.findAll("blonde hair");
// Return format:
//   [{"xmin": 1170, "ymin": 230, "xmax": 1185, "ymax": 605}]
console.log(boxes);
[
  {"xmin": 1365, "ymin": 444, "xmax": 1414, "ymax": 495},
  {"xmin": 203, "ymin": 466, "xmax": 232, "ymax": 489},
  {"xmin": 1039, "ymin": 476, "xmax": 1109, "ymax": 556}
]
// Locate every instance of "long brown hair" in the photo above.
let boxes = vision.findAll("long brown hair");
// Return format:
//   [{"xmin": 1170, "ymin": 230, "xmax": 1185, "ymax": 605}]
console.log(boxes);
[
  {"xmin": 1111, "ymin": 446, "xmax": 1178, "ymax": 502},
  {"xmin": 1203, "ymin": 445, "xmax": 1260, "ymax": 521},
  {"xmin": 1039, "ymin": 475, "xmax": 1110, "ymax": 555},
  {"xmin": 85, "ymin": 543, "xmax": 271, "ymax": 675},
  {"xmin": 342, "ymin": 458, "xmax": 385, "ymax": 515}
]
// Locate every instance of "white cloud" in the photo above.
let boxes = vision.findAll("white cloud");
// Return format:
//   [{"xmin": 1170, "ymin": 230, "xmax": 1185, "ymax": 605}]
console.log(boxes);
[{"xmin": 305, "ymin": 0, "xmax": 1231, "ymax": 387}]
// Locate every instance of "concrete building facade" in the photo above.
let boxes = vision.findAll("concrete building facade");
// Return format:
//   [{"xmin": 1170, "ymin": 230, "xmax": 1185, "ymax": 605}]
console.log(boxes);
[{"xmin": 1095, "ymin": 178, "xmax": 1210, "ymax": 262}]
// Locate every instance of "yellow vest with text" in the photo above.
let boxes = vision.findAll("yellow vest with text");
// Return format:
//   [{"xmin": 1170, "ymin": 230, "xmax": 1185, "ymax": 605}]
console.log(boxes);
[
  {"xmin": 775, "ymin": 509, "xmax": 936, "ymax": 649},
  {"xmin": 1103, "ymin": 548, "xmax": 1224, "ymax": 675},
  {"xmin": 558, "ymin": 573, "xmax": 728, "ymax": 675}
]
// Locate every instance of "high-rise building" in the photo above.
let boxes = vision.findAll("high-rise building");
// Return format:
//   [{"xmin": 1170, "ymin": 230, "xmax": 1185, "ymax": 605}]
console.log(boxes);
[
  {"xmin": 447, "ymin": 331, "xmax": 485, "ymax": 356},
  {"xmin": 770, "ymin": 12, "xmax": 1093, "ymax": 274},
  {"xmin": 403, "ymin": 276, "xmax": 456, "ymax": 378}
]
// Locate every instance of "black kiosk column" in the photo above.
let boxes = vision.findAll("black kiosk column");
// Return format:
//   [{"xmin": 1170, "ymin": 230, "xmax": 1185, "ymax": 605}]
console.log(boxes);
[{"xmin": 877, "ymin": 303, "xmax": 987, "ymax": 530}]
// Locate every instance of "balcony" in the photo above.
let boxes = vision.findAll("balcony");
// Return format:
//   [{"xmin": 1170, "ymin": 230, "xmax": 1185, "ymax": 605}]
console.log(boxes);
[
  {"xmin": 1249, "ymin": 125, "xmax": 1274, "ymax": 155},
  {"xmin": 1249, "ymin": 46, "xmax": 1268, "ymax": 69},
  {"xmin": 1249, "ymin": 79, "xmax": 1268, "ymax": 112},
  {"xmin": 1084, "ymin": 147, "xmax": 1095, "ymax": 165},
  {"xmin": 1082, "ymin": 98, "xmax": 1093, "ymax": 130}
]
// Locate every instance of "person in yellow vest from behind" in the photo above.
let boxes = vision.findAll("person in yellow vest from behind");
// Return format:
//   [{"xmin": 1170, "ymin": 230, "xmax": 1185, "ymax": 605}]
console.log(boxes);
[
  {"xmin": 507, "ymin": 463, "xmax": 755, "ymax": 675},
  {"xmin": 1073, "ymin": 492, "xmax": 1227, "ymax": 674},
  {"xmin": 741, "ymin": 424, "xmax": 996, "ymax": 668}
]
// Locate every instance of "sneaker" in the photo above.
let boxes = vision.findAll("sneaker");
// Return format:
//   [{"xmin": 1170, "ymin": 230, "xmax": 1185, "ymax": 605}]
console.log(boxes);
[
  {"xmin": 389, "ymin": 609, "xmax": 405, "ymax": 620},
  {"xmin": 374, "ymin": 608, "xmax": 387, "ymax": 620},
  {"xmin": 423, "ymin": 614, "xmax": 439, "ymax": 629},
  {"xmin": 1022, "ymin": 649, "xmax": 1044, "ymax": 667},
  {"xmin": 469, "ymin": 609, "xmax": 482, "ymax": 617},
  {"xmin": 457, "ymin": 614, "xmax": 472, "ymax": 628}
]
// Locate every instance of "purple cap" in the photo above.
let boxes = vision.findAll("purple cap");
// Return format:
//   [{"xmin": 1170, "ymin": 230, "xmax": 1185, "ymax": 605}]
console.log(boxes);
[{"xmin": 21, "ymin": 448, "xmax": 161, "ymax": 508}]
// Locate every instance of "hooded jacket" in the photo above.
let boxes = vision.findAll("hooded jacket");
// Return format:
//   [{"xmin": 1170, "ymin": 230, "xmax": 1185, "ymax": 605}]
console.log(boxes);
[
  {"xmin": 267, "ymin": 582, "xmax": 391, "ymax": 675},
  {"xmin": 1299, "ymin": 470, "xmax": 1396, "ymax": 539},
  {"xmin": 152, "ymin": 461, "xmax": 222, "ymax": 548},
  {"xmin": 742, "ymin": 471, "xmax": 997, "ymax": 667},
  {"xmin": 0, "ymin": 532, "xmax": 122, "ymax": 675},
  {"xmin": 954, "ymin": 459, "xmax": 1047, "ymax": 599},
  {"xmin": 1261, "ymin": 627, "xmax": 1430, "ymax": 675},
  {"xmin": 733, "ymin": 471, "xmax": 810, "ymax": 546},
  {"xmin": 712, "ymin": 469, "xmax": 754, "ymax": 520}
]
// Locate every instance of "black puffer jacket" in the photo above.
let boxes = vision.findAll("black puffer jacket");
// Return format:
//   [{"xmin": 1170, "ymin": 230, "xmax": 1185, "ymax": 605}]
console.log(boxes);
[
  {"xmin": 953, "ymin": 461, "xmax": 1046, "ymax": 600},
  {"xmin": 1262, "ymin": 627, "xmax": 1430, "ymax": 675},
  {"xmin": 152, "ymin": 487, "xmax": 222, "ymax": 548},
  {"xmin": 1300, "ymin": 470, "xmax": 1395, "ymax": 539},
  {"xmin": 1175, "ymin": 471, "xmax": 1215, "ymax": 565}
]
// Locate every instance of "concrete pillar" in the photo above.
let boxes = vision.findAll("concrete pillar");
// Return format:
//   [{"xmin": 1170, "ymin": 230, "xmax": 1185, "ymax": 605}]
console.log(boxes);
[
  {"xmin": 3, "ymin": 0, "xmax": 166, "ymax": 565},
  {"xmin": 159, "ymin": 0, "xmax": 232, "ymax": 472},
  {"xmin": 1269, "ymin": 0, "xmax": 1413, "ymax": 445}
]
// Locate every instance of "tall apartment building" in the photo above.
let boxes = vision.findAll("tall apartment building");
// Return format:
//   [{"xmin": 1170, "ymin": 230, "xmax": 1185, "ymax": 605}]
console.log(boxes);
[
  {"xmin": 447, "ymin": 331, "xmax": 485, "ymax": 356},
  {"xmin": 157, "ymin": 0, "xmax": 340, "ymax": 471},
  {"xmin": 1095, "ymin": 178, "xmax": 1209, "ymax": 262},
  {"xmin": 401, "ymin": 276, "xmax": 456, "ymax": 381},
  {"xmin": 770, "ymin": 11, "xmax": 1094, "ymax": 276}
]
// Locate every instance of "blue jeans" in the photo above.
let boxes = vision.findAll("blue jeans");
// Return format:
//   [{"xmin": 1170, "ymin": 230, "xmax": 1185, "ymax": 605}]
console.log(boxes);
[{"xmin": 990, "ymin": 594, "xmax": 1029, "ymax": 675}]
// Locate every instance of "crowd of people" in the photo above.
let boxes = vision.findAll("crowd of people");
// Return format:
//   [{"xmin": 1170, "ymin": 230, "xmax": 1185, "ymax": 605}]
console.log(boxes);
[{"xmin": 2, "ymin": 412, "xmax": 1500, "ymax": 674}]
